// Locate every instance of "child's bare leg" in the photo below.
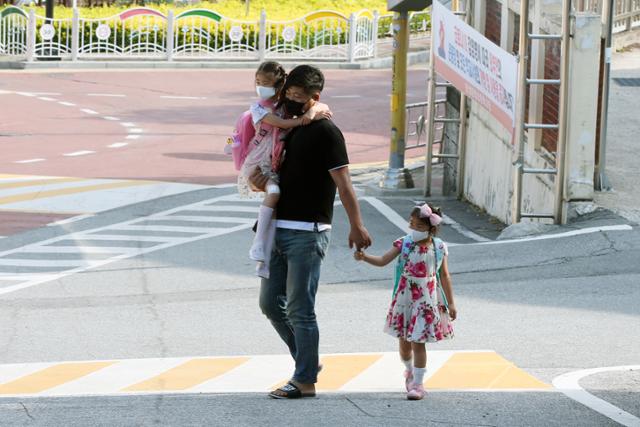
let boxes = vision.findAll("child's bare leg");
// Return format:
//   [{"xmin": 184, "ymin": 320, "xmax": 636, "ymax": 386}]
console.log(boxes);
[
  {"xmin": 250, "ymin": 179, "xmax": 279, "ymax": 262},
  {"xmin": 263, "ymin": 179, "xmax": 280, "ymax": 208},
  {"xmin": 399, "ymin": 338, "xmax": 412, "ymax": 361},
  {"xmin": 411, "ymin": 342, "xmax": 426, "ymax": 368}
]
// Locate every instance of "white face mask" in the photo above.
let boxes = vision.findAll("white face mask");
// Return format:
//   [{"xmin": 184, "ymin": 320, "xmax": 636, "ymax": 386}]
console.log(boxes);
[
  {"xmin": 256, "ymin": 85, "xmax": 276, "ymax": 100},
  {"xmin": 410, "ymin": 229, "xmax": 430, "ymax": 242}
]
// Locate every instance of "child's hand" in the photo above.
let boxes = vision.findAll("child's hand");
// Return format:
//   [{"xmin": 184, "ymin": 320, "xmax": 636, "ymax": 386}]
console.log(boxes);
[
  {"xmin": 448, "ymin": 304, "xmax": 457, "ymax": 321},
  {"xmin": 312, "ymin": 110, "xmax": 332, "ymax": 121},
  {"xmin": 300, "ymin": 116, "xmax": 311, "ymax": 126},
  {"xmin": 353, "ymin": 250, "xmax": 365, "ymax": 261}
]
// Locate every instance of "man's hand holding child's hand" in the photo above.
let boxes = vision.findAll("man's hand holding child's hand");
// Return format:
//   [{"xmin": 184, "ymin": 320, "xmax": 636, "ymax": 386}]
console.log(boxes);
[{"xmin": 354, "ymin": 250, "xmax": 365, "ymax": 261}]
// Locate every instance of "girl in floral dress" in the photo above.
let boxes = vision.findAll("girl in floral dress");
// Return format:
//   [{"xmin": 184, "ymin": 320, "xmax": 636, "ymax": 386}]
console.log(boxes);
[{"xmin": 354, "ymin": 203, "xmax": 457, "ymax": 400}]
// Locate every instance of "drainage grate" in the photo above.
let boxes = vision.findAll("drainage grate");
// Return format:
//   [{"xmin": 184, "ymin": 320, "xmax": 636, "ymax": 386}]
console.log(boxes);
[{"xmin": 613, "ymin": 77, "xmax": 640, "ymax": 87}]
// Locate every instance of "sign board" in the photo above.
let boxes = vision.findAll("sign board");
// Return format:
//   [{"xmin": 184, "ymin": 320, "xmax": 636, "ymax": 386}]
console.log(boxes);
[
  {"xmin": 387, "ymin": 0, "xmax": 431, "ymax": 11},
  {"xmin": 432, "ymin": 0, "xmax": 517, "ymax": 130}
]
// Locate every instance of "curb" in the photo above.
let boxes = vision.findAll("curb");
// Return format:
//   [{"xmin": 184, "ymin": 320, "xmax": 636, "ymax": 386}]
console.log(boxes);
[{"xmin": 0, "ymin": 50, "xmax": 428, "ymax": 71}]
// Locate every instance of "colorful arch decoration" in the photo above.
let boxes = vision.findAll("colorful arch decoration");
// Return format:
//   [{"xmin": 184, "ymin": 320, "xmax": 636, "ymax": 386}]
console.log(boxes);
[
  {"xmin": 175, "ymin": 9, "xmax": 222, "ymax": 22},
  {"xmin": 303, "ymin": 10, "xmax": 348, "ymax": 23},
  {"xmin": 119, "ymin": 8, "xmax": 166, "ymax": 22},
  {"xmin": 0, "ymin": 6, "xmax": 28, "ymax": 19}
]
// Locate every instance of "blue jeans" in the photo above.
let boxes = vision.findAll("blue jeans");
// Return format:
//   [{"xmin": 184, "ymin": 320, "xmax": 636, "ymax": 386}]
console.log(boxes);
[{"xmin": 259, "ymin": 227, "xmax": 330, "ymax": 384}]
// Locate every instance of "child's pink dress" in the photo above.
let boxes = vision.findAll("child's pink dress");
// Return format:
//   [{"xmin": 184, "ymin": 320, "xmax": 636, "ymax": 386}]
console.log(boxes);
[
  {"xmin": 237, "ymin": 100, "xmax": 284, "ymax": 198},
  {"xmin": 384, "ymin": 237, "xmax": 454, "ymax": 343}
]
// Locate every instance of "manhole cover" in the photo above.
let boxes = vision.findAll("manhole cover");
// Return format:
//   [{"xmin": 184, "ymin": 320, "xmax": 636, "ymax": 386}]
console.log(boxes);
[{"xmin": 613, "ymin": 77, "xmax": 640, "ymax": 87}]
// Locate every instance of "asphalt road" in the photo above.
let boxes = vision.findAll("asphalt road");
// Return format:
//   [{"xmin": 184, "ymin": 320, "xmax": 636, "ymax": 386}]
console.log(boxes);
[{"xmin": 0, "ymin": 69, "xmax": 638, "ymax": 426}]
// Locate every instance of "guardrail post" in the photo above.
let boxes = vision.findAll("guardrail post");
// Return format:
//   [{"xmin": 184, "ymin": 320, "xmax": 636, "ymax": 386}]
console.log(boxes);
[
  {"xmin": 166, "ymin": 10, "xmax": 174, "ymax": 61},
  {"xmin": 372, "ymin": 11, "xmax": 379, "ymax": 58},
  {"xmin": 26, "ymin": 9, "xmax": 35, "ymax": 62},
  {"xmin": 625, "ymin": 0, "xmax": 632, "ymax": 31},
  {"xmin": 71, "ymin": 8, "xmax": 79, "ymax": 61},
  {"xmin": 347, "ymin": 13, "xmax": 356, "ymax": 62},
  {"xmin": 259, "ymin": 9, "xmax": 266, "ymax": 61}
]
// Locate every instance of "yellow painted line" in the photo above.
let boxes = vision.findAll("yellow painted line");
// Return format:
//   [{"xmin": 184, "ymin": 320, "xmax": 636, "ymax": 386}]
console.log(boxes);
[
  {"xmin": 0, "ymin": 362, "xmax": 114, "ymax": 395},
  {"xmin": 0, "ymin": 180, "xmax": 154, "ymax": 205},
  {"xmin": 0, "ymin": 177, "xmax": 86, "ymax": 190},
  {"xmin": 425, "ymin": 352, "xmax": 551, "ymax": 390},
  {"xmin": 124, "ymin": 357, "xmax": 250, "ymax": 392},
  {"xmin": 315, "ymin": 354, "xmax": 383, "ymax": 391}
]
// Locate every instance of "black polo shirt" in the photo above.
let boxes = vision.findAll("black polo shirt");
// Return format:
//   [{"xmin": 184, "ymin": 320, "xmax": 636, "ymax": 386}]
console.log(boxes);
[{"xmin": 277, "ymin": 119, "xmax": 349, "ymax": 224}]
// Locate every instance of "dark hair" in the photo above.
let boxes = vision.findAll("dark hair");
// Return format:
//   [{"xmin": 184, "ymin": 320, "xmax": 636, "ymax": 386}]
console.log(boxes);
[
  {"xmin": 282, "ymin": 64, "xmax": 324, "ymax": 96},
  {"xmin": 256, "ymin": 61, "xmax": 287, "ymax": 94},
  {"xmin": 411, "ymin": 204, "xmax": 442, "ymax": 234}
]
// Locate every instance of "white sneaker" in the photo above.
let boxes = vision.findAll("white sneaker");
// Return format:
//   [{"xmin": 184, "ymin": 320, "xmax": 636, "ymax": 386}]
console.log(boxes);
[
  {"xmin": 249, "ymin": 243, "xmax": 265, "ymax": 262},
  {"xmin": 256, "ymin": 262, "xmax": 270, "ymax": 279}
]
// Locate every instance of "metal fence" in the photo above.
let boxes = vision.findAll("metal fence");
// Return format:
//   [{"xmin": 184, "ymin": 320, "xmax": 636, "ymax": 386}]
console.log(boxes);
[
  {"xmin": 576, "ymin": 0, "xmax": 640, "ymax": 33},
  {"xmin": 0, "ymin": 7, "xmax": 431, "ymax": 61}
]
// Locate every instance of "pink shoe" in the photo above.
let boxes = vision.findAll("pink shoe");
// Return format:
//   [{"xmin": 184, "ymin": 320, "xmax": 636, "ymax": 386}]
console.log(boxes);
[
  {"xmin": 407, "ymin": 383, "xmax": 425, "ymax": 400},
  {"xmin": 403, "ymin": 369, "xmax": 413, "ymax": 392}
]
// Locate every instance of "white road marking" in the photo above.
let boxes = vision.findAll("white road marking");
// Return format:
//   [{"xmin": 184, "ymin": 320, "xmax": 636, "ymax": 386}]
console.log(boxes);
[
  {"xmin": 15, "ymin": 92, "xmax": 36, "ymax": 97},
  {"xmin": 472, "ymin": 225, "xmax": 634, "ymax": 246},
  {"xmin": 58, "ymin": 101, "xmax": 76, "ymax": 107},
  {"xmin": 103, "ymin": 116, "xmax": 120, "ymax": 121},
  {"xmin": 0, "ymin": 194, "xmax": 256, "ymax": 296},
  {"xmin": 30, "ymin": 92, "xmax": 61, "ymax": 96},
  {"xmin": 108, "ymin": 142, "xmax": 128, "ymax": 148},
  {"xmin": 37, "ymin": 97, "xmax": 56, "ymax": 102},
  {"xmin": 87, "ymin": 93, "xmax": 125, "ymax": 97},
  {"xmin": 360, "ymin": 196, "xmax": 408, "ymax": 233},
  {"xmin": 47, "ymin": 214, "xmax": 94, "ymax": 226},
  {"xmin": 125, "ymin": 135, "xmax": 141, "ymax": 140},
  {"xmin": 121, "ymin": 122, "xmax": 135, "ymax": 127},
  {"xmin": 442, "ymin": 214, "xmax": 490, "ymax": 242},
  {"xmin": 80, "ymin": 109, "xmax": 99, "ymax": 115},
  {"xmin": 129, "ymin": 128, "xmax": 143, "ymax": 133},
  {"xmin": 553, "ymin": 366, "xmax": 640, "ymax": 427},
  {"xmin": 329, "ymin": 95, "xmax": 362, "ymax": 98},
  {"xmin": 160, "ymin": 95, "xmax": 207, "ymax": 100},
  {"xmin": 63, "ymin": 150, "xmax": 95, "ymax": 157},
  {"xmin": 14, "ymin": 158, "xmax": 46, "ymax": 164}
]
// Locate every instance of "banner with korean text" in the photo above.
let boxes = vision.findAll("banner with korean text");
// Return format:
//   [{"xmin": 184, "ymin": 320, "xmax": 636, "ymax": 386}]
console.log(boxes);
[{"xmin": 432, "ymin": 0, "xmax": 518, "ymax": 130}]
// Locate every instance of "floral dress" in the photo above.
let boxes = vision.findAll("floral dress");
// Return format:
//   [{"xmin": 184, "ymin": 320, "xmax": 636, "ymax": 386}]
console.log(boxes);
[{"xmin": 383, "ymin": 236, "xmax": 454, "ymax": 343}]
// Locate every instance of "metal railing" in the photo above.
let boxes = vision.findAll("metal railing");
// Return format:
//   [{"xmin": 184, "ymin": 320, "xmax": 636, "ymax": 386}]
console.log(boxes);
[
  {"xmin": 405, "ymin": 99, "xmax": 447, "ymax": 162},
  {"xmin": 575, "ymin": 0, "xmax": 640, "ymax": 33},
  {"xmin": 0, "ymin": 6, "xmax": 431, "ymax": 61}
]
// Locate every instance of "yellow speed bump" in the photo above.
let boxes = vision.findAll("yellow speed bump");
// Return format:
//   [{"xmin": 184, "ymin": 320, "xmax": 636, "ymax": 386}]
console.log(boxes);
[
  {"xmin": 0, "ymin": 362, "xmax": 113, "ymax": 395},
  {"xmin": 124, "ymin": 357, "xmax": 249, "ymax": 392},
  {"xmin": 425, "ymin": 351, "xmax": 551, "ymax": 390}
]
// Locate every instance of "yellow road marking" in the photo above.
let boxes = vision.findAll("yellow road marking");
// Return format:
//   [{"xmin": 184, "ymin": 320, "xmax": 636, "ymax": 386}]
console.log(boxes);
[
  {"xmin": 0, "ymin": 180, "xmax": 153, "ymax": 205},
  {"xmin": 0, "ymin": 362, "xmax": 114, "ymax": 395},
  {"xmin": 0, "ymin": 177, "xmax": 85, "ymax": 190},
  {"xmin": 124, "ymin": 358, "xmax": 250, "ymax": 392},
  {"xmin": 315, "ymin": 354, "xmax": 383, "ymax": 391},
  {"xmin": 425, "ymin": 352, "xmax": 551, "ymax": 390}
]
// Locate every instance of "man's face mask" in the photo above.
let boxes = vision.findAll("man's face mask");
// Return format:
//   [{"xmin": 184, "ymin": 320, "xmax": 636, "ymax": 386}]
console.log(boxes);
[
  {"xmin": 284, "ymin": 98, "xmax": 307, "ymax": 117},
  {"xmin": 256, "ymin": 85, "xmax": 276, "ymax": 100}
]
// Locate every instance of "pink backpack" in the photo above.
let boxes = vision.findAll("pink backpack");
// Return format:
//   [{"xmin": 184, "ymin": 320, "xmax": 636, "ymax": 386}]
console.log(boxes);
[{"xmin": 227, "ymin": 99, "xmax": 282, "ymax": 172}]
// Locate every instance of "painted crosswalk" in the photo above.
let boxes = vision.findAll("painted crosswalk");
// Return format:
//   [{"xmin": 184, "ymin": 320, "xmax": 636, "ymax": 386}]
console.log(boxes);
[
  {"xmin": 0, "ymin": 193, "xmax": 260, "ymax": 295},
  {"xmin": 0, "ymin": 351, "xmax": 551, "ymax": 398},
  {"xmin": 0, "ymin": 174, "xmax": 210, "ymax": 214}
]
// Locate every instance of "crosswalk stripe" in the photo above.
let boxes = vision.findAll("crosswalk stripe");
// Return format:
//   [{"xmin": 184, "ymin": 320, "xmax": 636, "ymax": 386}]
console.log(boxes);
[
  {"xmin": 424, "ymin": 352, "xmax": 551, "ymax": 390},
  {"xmin": 0, "ymin": 177, "xmax": 85, "ymax": 190},
  {"xmin": 0, "ymin": 362, "xmax": 114, "ymax": 395},
  {"xmin": 123, "ymin": 358, "xmax": 250, "ymax": 392},
  {"xmin": 0, "ymin": 180, "xmax": 152, "ymax": 205},
  {"xmin": 0, "ymin": 352, "xmax": 551, "ymax": 397},
  {"xmin": 316, "ymin": 354, "xmax": 383, "ymax": 390}
]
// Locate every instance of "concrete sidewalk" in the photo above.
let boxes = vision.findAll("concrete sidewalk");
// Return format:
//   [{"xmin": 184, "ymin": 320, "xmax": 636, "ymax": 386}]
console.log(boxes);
[{"xmin": 594, "ymin": 47, "xmax": 640, "ymax": 224}]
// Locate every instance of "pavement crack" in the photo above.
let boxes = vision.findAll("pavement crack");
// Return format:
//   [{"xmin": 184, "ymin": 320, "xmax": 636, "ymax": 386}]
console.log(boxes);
[
  {"xmin": 344, "ymin": 397, "xmax": 497, "ymax": 426},
  {"xmin": 19, "ymin": 402, "xmax": 35, "ymax": 421}
]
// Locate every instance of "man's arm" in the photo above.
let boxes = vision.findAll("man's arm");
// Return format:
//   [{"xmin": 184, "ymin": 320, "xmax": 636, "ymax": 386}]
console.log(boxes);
[{"xmin": 329, "ymin": 166, "xmax": 372, "ymax": 250}]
